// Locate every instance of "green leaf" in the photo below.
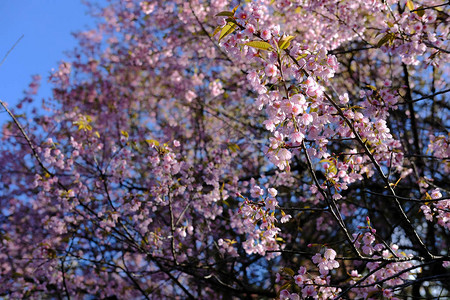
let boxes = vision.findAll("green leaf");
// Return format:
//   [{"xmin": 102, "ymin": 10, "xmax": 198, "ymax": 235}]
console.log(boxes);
[
  {"xmin": 211, "ymin": 26, "xmax": 222, "ymax": 37},
  {"xmin": 366, "ymin": 84, "xmax": 377, "ymax": 91},
  {"xmin": 244, "ymin": 40, "xmax": 272, "ymax": 51},
  {"xmin": 74, "ymin": 115, "xmax": 93, "ymax": 131},
  {"xmin": 146, "ymin": 139, "xmax": 160, "ymax": 147},
  {"xmin": 282, "ymin": 267, "xmax": 295, "ymax": 277},
  {"xmin": 278, "ymin": 35, "xmax": 295, "ymax": 50},
  {"xmin": 225, "ymin": 17, "xmax": 238, "ymax": 25},
  {"xmin": 227, "ymin": 143, "xmax": 240, "ymax": 153},
  {"xmin": 231, "ymin": 4, "xmax": 240, "ymax": 13},
  {"xmin": 406, "ymin": 0, "xmax": 414, "ymax": 11},
  {"xmin": 328, "ymin": 166, "xmax": 337, "ymax": 175},
  {"xmin": 215, "ymin": 11, "xmax": 234, "ymax": 17},
  {"xmin": 219, "ymin": 22, "xmax": 237, "ymax": 42},
  {"xmin": 415, "ymin": 6, "xmax": 425, "ymax": 17},
  {"xmin": 377, "ymin": 33, "xmax": 394, "ymax": 47},
  {"xmin": 297, "ymin": 53, "xmax": 308, "ymax": 60},
  {"xmin": 121, "ymin": 130, "xmax": 129, "ymax": 138}
]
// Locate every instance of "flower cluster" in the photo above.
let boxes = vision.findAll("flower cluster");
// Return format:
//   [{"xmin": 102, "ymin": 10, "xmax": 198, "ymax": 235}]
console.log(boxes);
[
  {"xmin": 421, "ymin": 188, "xmax": 450, "ymax": 230},
  {"xmin": 277, "ymin": 248, "xmax": 341, "ymax": 300},
  {"xmin": 236, "ymin": 186, "xmax": 290, "ymax": 259}
]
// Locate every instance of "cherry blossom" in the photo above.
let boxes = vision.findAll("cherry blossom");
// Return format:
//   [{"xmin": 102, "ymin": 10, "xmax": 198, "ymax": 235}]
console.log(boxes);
[{"xmin": 0, "ymin": 0, "xmax": 448, "ymax": 298}]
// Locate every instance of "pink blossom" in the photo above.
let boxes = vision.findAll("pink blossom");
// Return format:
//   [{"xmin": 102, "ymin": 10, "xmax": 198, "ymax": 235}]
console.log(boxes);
[
  {"xmin": 265, "ymin": 197, "xmax": 278, "ymax": 210},
  {"xmin": 185, "ymin": 90, "xmax": 197, "ymax": 102},
  {"xmin": 261, "ymin": 29, "xmax": 272, "ymax": 40},
  {"xmin": 250, "ymin": 185, "xmax": 264, "ymax": 198},
  {"xmin": 280, "ymin": 214, "xmax": 292, "ymax": 223},
  {"xmin": 290, "ymin": 131, "xmax": 304, "ymax": 144},
  {"xmin": 339, "ymin": 93, "xmax": 349, "ymax": 104},
  {"xmin": 140, "ymin": 1, "xmax": 155, "ymax": 14},
  {"xmin": 324, "ymin": 248, "xmax": 336, "ymax": 260},
  {"xmin": 265, "ymin": 63, "xmax": 278, "ymax": 77},
  {"xmin": 278, "ymin": 148, "xmax": 292, "ymax": 161},
  {"xmin": 300, "ymin": 113, "xmax": 313, "ymax": 125},
  {"xmin": 268, "ymin": 188, "xmax": 277, "ymax": 197},
  {"xmin": 237, "ymin": 11, "xmax": 248, "ymax": 21}
]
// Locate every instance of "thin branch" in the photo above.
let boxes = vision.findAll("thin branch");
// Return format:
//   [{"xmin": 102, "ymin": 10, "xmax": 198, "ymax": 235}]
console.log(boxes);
[
  {"xmin": 329, "ymin": 46, "xmax": 375, "ymax": 55},
  {"xmin": 301, "ymin": 141, "xmax": 362, "ymax": 258},
  {"xmin": 411, "ymin": 1, "xmax": 450, "ymax": 12},
  {"xmin": 121, "ymin": 254, "xmax": 151, "ymax": 300},
  {"xmin": 334, "ymin": 262, "xmax": 389, "ymax": 299},
  {"xmin": 280, "ymin": 206, "xmax": 328, "ymax": 212},
  {"xmin": 407, "ymin": 88, "xmax": 450, "ymax": 103},
  {"xmin": 168, "ymin": 192, "xmax": 178, "ymax": 265},
  {"xmin": 0, "ymin": 99, "xmax": 52, "ymax": 176},
  {"xmin": 424, "ymin": 41, "xmax": 450, "ymax": 54},
  {"xmin": 365, "ymin": 190, "xmax": 449, "ymax": 203},
  {"xmin": 0, "ymin": 35, "xmax": 24, "ymax": 69}
]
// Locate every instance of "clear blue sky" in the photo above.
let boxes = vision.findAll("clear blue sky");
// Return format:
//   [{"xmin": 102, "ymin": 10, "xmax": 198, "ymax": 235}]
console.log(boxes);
[{"xmin": 0, "ymin": 0, "xmax": 107, "ymax": 125}]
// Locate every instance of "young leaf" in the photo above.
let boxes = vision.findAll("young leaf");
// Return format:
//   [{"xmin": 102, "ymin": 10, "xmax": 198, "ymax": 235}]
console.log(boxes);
[
  {"xmin": 219, "ymin": 22, "xmax": 237, "ymax": 42},
  {"xmin": 406, "ymin": 0, "xmax": 414, "ymax": 11},
  {"xmin": 415, "ymin": 6, "xmax": 425, "ymax": 17},
  {"xmin": 211, "ymin": 26, "xmax": 222, "ymax": 37},
  {"xmin": 297, "ymin": 53, "xmax": 308, "ymax": 60},
  {"xmin": 319, "ymin": 158, "xmax": 332, "ymax": 164},
  {"xmin": 244, "ymin": 40, "xmax": 272, "ymax": 51},
  {"xmin": 365, "ymin": 85, "xmax": 377, "ymax": 91},
  {"xmin": 278, "ymin": 35, "xmax": 295, "ymax": 50},
  {"xmin": 146, "ymin": 139, "xmax": 160, "ymax": 147},
  {"xmin": 282, "ymin": 267, "xmax": 295, "ymax": 277},
  {"xmin": 215, "ymin": 11, "xmax": 234, "ymax": 17},
  {"xmin": 227, "ymin": 143, "xmax": 240, "ymax": 153},
  {"xmin": 225, "ymin": 17, "xmax": 238, "ymax": 25},
  {"xmin": 377, "ymin": 33, "xmax": 393, "ymax": 47},
  {"xmin": 121, "ymin": 130, "xmax": 129, "ymax": 138}
]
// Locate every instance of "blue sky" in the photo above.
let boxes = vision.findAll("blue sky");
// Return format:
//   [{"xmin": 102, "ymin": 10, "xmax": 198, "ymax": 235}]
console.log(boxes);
[{"xmin": 0, "ymin": 0, "xmax": 107, "ymax": 125}]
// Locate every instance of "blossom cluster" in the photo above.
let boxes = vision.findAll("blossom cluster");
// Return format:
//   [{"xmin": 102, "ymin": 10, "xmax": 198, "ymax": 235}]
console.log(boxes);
[
  {"xmin": 421, "ymin": 188, "xmax": 450, "ymax": 230},
  {"xmin": 235, "ymin": 186, "xmax": 291, "ymax": 259},
  {"xmin": 277, "ymin": 248, "xmax": 341, "ymax": 300}
]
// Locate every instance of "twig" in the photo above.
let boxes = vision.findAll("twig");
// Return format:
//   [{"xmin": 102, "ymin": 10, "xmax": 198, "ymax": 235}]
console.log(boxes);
[
  {"xmin": 407, "ymin": 88, "xmax": 450, "ymax": 103},
  {"xmin": 301, "ymin": 141, "xmax": 362, "ymax": 258},
  {"xmin": 0, "ymin": 35, "xmax": 24, "ymax": 69},
  {"xmin": 0, "ymin": 99, "xmax": 52, "ymax": 176},
  {"xmin": 411, "ymin": 1, "xmax": 450, "ymax": 12},
  {"xmin": 365, "ymin": 190, "xmax": 449, "ymax": 203},
  {"xmin": 329, "ymin": 46, "xmax": 375, "ymax": 55}
]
